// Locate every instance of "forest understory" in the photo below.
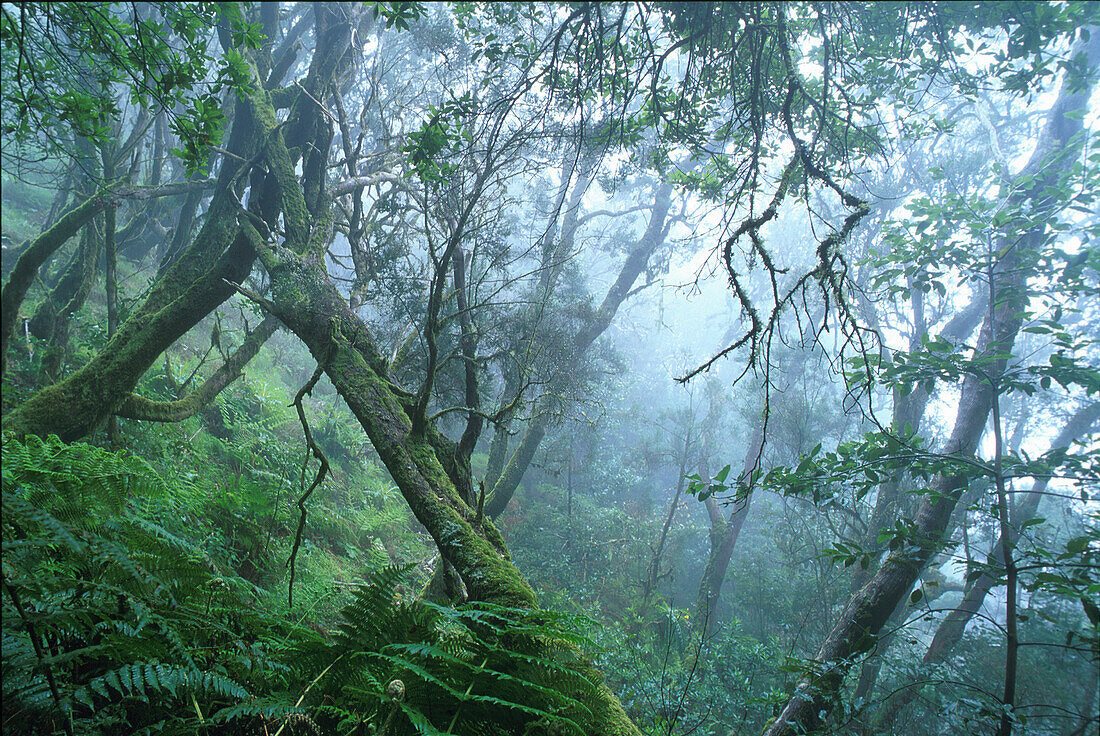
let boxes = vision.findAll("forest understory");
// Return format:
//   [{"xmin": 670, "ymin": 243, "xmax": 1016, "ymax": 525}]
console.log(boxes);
[{"xmin": 2, "ymin": 3, "xmax": 1098, "ymax": 736}]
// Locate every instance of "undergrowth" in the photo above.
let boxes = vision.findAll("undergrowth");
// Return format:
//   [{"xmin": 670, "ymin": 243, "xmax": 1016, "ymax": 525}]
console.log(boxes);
[{"xmin": 2, "ymin": 435, "xmax": 609, "ymax": 735}]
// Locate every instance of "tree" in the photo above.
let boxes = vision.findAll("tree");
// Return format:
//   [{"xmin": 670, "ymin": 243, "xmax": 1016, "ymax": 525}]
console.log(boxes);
[
  {"xmin": 760, "ymin": 29, "xmax": 1100, "ymax": 736},
  {"xmin": 4, "ymin": 4, "xmax": 1097, "ymax": 735}
]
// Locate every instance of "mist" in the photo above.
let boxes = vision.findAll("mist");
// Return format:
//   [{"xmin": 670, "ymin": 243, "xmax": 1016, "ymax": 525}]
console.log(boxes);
[{"xmin": 2, "ymin": 4, "xmax": 1098, "ymax": 736}]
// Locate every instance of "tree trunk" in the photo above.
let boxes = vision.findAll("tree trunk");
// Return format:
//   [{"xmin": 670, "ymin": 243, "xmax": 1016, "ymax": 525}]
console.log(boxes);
[
  {"xmin": 486, "ymin": 410, "xmax": 549, "ymax": 518},
  {"xmin": 32, "ymin": 223, "xmax": 103, "ymax": 381},
  {"xmin": 761, "ymin": 38, "xmax": 1097, "ymax": 734},
  {"xmin": 643, "ymin": 423, "xmax": 695, "ymax": 607},
  {"xmin": 850, "ymin": 287, "xmax": 987, "ymax": 592},
  {"xmin": 486, "ymin": 181, "xmax": 675, "ymax": 516},
  {"xmin": 484, "ymin": 367, "xmax": 520, "ymax": 491},
  {"xmin": 2, "ymin": 10, "xmax": 351, "ymax": 441},
  {"xmin": 227, "ymin": 24, "xmax": 642, "ymax": 722},
  {"xmin": 115, "ymin": 315, "xmax": 281, "ymax": 423},
  {"xmin": 1, "ymin": 196, "xmax": 110, "ymax": 376},
  {"xmin": 255, "ymin": 235, "xmax": 642, "ymax": 735},
  {"xmin": 2, "ymin": 197, "xmax": 258, "ymax": 441},
  {"xmin": 872, "ymin": 400, "xmax": 1100, "ymax": 730},
  {"xmin": 693, "ymin": 425, "xmax": 763, "ymax": 634}
]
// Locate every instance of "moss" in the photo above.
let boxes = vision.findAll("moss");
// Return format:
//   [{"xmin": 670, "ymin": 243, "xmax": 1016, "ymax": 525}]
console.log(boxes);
[
  {"xmin": 248, "ymin": 219, "xmax": 642, "ymax": 735},
  {"xmin": 1, "ymin": 195, "xmax": 108, "ymax": 374}
]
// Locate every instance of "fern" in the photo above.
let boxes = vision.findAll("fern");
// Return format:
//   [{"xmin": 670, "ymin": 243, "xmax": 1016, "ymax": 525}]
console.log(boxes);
[
  {"xmin": 210, "ymin": 697, "xmax": 305, "ymax": 723},
  {"xmin": 3, "ymin": 434, "xmax": 607, "ymax": 736},
  {"xmin": 291, "ymin": 565, "xmax": 602, "ymax": 736},
  {"xmin": 74, "ymin": 662, "xmax": 248, "ymax": 706},
  {"xmin": 2, "ymin": 437, "xmax": 293, "ymax": 735},
  {"xmin": 3, "ymin": 434, "xmax": 166, "ymax": 523}
]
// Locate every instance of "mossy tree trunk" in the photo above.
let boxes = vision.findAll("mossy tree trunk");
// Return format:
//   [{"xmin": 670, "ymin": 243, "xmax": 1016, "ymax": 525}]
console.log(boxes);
[
  {"xmin": 2, "ymin": 175, "xmax": 259, "ymax": 439},
  {"xmin": 224, "ymin": 13, "xmax": 642, "ymax": 727},
  {"xmin": 1, "ymin": 195, "xmax": 111, "ymax": 377},
  {"xmin": 30, "ymin": 222, "xmax": 102, "ymax": 380},
  {"xmin": 252, "ymin": 228, "xmax": 644, "ymax": 736},
  {"xmin": 2, "ymin": 7, "xmax": 341, "ymax": 442},
  {"xmin": 114, "ymin": 315, "xmax": 281, "ymax": 423}
]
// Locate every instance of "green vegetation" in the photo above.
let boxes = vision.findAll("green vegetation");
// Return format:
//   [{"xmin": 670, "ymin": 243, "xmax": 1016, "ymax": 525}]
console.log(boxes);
[{"xmin": 3, "ymin": 2, "xmax": 1099, "ymax": 735}]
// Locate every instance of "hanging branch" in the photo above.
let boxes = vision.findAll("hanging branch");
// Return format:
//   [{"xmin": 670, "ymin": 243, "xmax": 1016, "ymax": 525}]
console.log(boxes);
[
  {"xmin": 286, "ymin": 361, "xmax": 330, "ymax": 608},
  {"xmin": 678, "ymin": 9, "xmax": 875, "ymax": 396}
]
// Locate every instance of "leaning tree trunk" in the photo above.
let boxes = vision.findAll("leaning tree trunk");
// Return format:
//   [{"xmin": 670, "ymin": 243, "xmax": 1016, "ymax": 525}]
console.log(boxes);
[
  {"xmin": 761, "ymin": 35, "xmax": 1098, "ymax": 736},
  {"xmin": 486, "ymin": 180, "xmax": 674, "ymax": 517},
  {"xmin": 871, "ymin": 400, "xmax": 1100, "ymax": 731},
  {"xmin": 2, "ymin": 180, "xmax": 258, "ymax": 440},
  {"xmin": 243, "ymin": 189, "xmax": 646, "ymax": 736},
  {"xmin": 642, "ymin": 418, "xmax": 697, "ymax": 608},
  {"xmin": 693, "ymin": 425, "xmax": 764, "ymax": 634},
  {"xmin": 258, "ymin": 243, "xmax": 642, "ymax": 736},
  {"xmin": 31, "ymin": 223, "xmax": 102, "ymax": 381},
  {"xmin": 2, "ymin": 8, "xmax": 350, "ymax": 442},
  {"xmin": 223, "ymin": 26, "xmax": 642, "ymax": 725},
  {"xmin": 1, "ymin": 196, "xmax": 111, "ymax": 376},
  {"xmin": 850, "ymin": 288, "xmax": 987, "ymax": 594}
]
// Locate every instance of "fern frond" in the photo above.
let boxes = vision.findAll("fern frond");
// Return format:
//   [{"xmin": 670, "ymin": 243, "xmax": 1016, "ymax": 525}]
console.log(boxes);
[
  {"xmin": 211, "ymin": 697, "xmax": 303, "ymax": 723},
  {"xmin": 1, "ymin": 491, "xmax": 86, "ymax": 554},
  {"xmin": 76, "ymin": 662, "xmax": 249, "ymax": 704}
]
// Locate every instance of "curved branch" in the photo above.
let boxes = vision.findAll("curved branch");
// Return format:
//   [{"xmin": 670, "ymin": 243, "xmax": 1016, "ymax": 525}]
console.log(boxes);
[
  {"xmin": 286, "ymin": 360, "xmax": 330, "ymax": 608},
  {"xmin": 115, "ymin": 315, "xmax": 280, "ymax": 422},
  {"xmin": 1, "ymin": 195, "xmax": 108, "ymax": 375}
]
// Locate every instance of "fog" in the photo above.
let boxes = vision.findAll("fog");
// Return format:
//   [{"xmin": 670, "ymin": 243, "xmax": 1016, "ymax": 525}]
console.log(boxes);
[{"xmin": 2, "ymin": 4, "xmax": 1098, "ymax": 736}]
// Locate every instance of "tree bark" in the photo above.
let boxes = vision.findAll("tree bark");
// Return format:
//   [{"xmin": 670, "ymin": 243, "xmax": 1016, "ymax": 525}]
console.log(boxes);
[
  {"xmin": 851, "ymin": 287, "xmax": 987, "ymax": 592},
  {"xmin": 31, "ymin": 223, "xmax": 102, "ymax": 381},
  {"xmin": 872, "ymin": 401, "xmax": 1100, "ymax": 730},
  {"xmin": 480, "ymin": 147, "xmax": 598, "ymax": 507},
  {"xmin": 761, "ymin": 35, "xmax": 1098, "ymax": 735},
  {"xmin": 227, "ymin": 29, "xmax": 642, "ymax": 724},
  {"xmin": 643, "ymin": 419, "xmax": 696, "ymax": 607}
]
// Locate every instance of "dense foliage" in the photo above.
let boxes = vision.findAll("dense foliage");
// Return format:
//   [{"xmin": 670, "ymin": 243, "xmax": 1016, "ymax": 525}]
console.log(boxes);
[{"xmin": 2, "ymin": 2, "xmax": 1098, "ymax": 736}]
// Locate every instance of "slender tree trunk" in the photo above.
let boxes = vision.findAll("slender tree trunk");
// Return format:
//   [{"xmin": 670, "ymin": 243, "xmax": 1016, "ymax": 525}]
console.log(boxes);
[
  {"xmin": 484, "ymin": 367, "xmax": 519, "ymax": 491},
  {"xmin": 29, "ymin": 222, "xmax": 99, "ymax": 340},
  {"xmin": 851, "ymin": 287, "xmax": 986, "ymax": 593},
  {"xmin": 481, "ymin": 148, "xmax": 598, "ymax": 507},
  {"xmin": 41, "ymin": 161, "xmax": 78, "ymax": 233},
  {"xmin": 989, "ymin": 318, "xmax": 1016, "ymax": 736},
  {"xmin": 32, "ymin": 223, "xmax": 103, "ymax": 381},
  {"xmin": 156, "ymin": 176, "xmax": 206, "ymax": 275},
  {"xmin": 643, "ymin": 424, "xmax": 695, "ymax": 607},
  {"xmin": 115, "ymin": 315, "xmax": 281, "ymax": 422},
  {"xmin": 486, "ymin": 410, "xmax": 548, "ymax": 518},
  {"xmin": 486, "ymin": 181, "xmax": 675, "ymax": 516},
  {"xmin": 761, "ymin": 40, "xmax": 1097, "ymax": 734},
  {"xmin": 693, "ymin": 425, "xmax": 764, "ymax": 634},
  {"xmin": 228, "ymin": 24, "xmax": 642, "ymax": 723},
  {"xmin": 102, "ymin": 146, "xmax": 122, "ymax": 444},
  {"xmin": 872, "ymin": 401, "xmax": 1100, "ymax": 730}
]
